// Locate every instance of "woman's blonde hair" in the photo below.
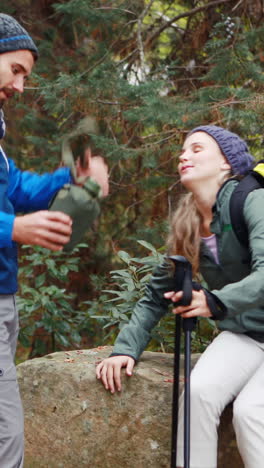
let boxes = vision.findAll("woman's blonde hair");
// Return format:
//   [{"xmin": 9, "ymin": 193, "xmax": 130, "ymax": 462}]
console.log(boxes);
[
  {"xmin": 166, "ymin": 168, "xmax": 233, "ymax": 276},
  {"xmin": 167, "ymin": 192, "xmax": 201, "ymax": 276}
]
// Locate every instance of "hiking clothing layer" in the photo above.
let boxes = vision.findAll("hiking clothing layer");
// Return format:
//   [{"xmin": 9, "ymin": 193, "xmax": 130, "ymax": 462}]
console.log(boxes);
[
  {"xmin": 0, "ymin": 295, "xmax": 24, "ymax": 468},
  {"xmin": 111, "ymin": 179, "xmax": 264, "ymax": 361},
  {"xmin": 0, "ymin": 146, "xmax": 100, "ymax": 294},
  {"xmin": 176, "ymin": 330, "xmax": 264, "ymax": 468}
]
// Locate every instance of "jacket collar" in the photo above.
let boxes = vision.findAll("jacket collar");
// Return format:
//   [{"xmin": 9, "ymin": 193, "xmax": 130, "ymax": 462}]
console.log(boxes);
[
  {"xmin": 209, "ymin": 178, "xmax": 238, "ymax": 236},
  {"xmin": 213, "ymin": 178, "xmax": 238, "ymax": 214},
  {"xmin": 0, "ymin": 110, "xmax": 6, "ymax": 140}
]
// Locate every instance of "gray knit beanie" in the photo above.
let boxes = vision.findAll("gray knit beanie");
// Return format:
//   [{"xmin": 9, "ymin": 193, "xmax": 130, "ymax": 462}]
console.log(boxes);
[
  {"xmin": 189, "ymin": 125, "xmax": 255, "ymax": 176},
  {"xmin": 0, "ymin": 13, "xmax": 38, "ymax": 59}
]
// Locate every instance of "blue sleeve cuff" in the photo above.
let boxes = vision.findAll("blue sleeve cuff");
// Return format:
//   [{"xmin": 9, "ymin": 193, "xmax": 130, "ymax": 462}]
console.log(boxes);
[
  {"xmin": 0, "ymin": 212, "xmax": 15, "ymax": 247},
  {"xmin": 8, "ymin": 160, "xmax": 73, "ymax": 212}
]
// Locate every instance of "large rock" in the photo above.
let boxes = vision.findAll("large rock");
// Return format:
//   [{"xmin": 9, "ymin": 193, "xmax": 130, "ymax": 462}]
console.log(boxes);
[{"xmin": 17, "ymin": 347, "xmax": 243, "ymax": 467}]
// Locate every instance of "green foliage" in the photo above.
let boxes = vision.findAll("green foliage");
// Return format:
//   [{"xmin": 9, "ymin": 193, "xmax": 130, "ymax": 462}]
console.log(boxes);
[
  {"xmin": 17, "ymin": 245, "xmax": 86, "ymax": 357},
  {"xmin": 89, "ymin": 241, "xmax": 216, "ymax": 353},
  {"xmin": 87, "ymin": 241, "xmax": 164, "ymax": 340},
  {"xmin": 3, "ymin": 1, "xmax": 264, "ymax": 254},
  {"xmin": 0, "ymin": 0, "xmax": 263, "ymax": 356}
]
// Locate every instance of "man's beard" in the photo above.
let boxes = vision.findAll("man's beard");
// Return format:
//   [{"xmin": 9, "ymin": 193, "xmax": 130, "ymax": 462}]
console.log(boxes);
[
  {"xmin": 0, "ymin": 81, "xmax": 3, "ymax": 108},
  {"xmin": 0, "ymin": 85, "xmax": 5, "ymax": 108},
  {"xmin": 0, "ymin": 87, "xmax": 14, "ymax": 107}
]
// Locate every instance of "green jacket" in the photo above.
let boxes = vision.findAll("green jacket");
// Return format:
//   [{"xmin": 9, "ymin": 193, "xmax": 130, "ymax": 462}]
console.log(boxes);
[{"xmin": 112, "ymin": 179, "xmax": 264, "ymax": 361}]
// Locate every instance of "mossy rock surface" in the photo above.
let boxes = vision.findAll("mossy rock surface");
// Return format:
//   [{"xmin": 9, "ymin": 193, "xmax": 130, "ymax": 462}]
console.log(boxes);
[{"xmin": 17, "ymin": 347, "xmax": 243, "ymax": 467}]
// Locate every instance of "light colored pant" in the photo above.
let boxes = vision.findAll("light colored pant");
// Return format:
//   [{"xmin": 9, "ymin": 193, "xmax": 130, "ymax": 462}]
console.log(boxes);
[
  {"xmin": 176, "ymin": 331, "xmax": 264, "ymax": 468},
  {"xmin": 0, "ymin": 295, "xmax": 24, "ymax": 468}
]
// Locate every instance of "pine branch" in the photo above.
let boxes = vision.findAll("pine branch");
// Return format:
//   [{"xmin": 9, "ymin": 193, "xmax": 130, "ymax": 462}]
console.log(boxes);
[
  {"xmin": 145, "ymin": 0, "xmax": 235, "ymax": 47},
  {"xmin": 124, "ymin": 180, "xmax": 181, "ymax": 216},
  {"xmin": 137, "ymin": 0, "xmax": 156, "ymax": 81},
  {"xmin": 95, "ymin": 7, "xmax": 137, "ymax": 16}
]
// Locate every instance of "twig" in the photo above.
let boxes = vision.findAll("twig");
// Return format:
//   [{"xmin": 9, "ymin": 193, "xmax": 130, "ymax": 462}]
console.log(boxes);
[
  {"xmin": 137, "ymin": 0, "xmax": 156, "ymax": 81},
  {"xmin": 95, "ymin": 7, "xmax": 137, "ymax": 16},
  {"xmin": 141, "ymin": 133, "xmax": 177, "ymax": 148},
  {"xmin": 124, "ymin": 180, "xmax": 181, "ymax": 215},
  {"xmin": 232, "ymin": 0, "xmax": 244, "ymax": 11},
  {"xmin": 145, "ymin": 0, "xmax": 234, "ymax": 47},
  {"xmin": 106, "ymin": 120, "xmax": 118, "ymax": 144}
]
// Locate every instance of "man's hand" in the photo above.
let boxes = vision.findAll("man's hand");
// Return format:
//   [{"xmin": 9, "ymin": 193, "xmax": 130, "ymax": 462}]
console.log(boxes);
[
  {"xmin": 12, "ymin": 211, "xmax": 72, "ymax": 251},
  {"xmin": 96, "ymin": 355, "xmax": 135, "ymax": 393},
  {"xmin": 164, "ymin": 289, "xmax": 212, "ymax": 318},
  {"xmin": 76, "ymin": 147, "xmax": 109, "ymax": 197}
]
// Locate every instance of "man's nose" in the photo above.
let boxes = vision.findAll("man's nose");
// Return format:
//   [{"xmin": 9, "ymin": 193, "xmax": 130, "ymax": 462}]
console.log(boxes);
[{"xmin": 13, "ymin": 76, "xmax": 24, "ymax": 93}]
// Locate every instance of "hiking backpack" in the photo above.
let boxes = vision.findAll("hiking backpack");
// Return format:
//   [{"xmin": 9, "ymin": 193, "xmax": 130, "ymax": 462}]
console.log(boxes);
[{"xmin": 229, "ymin": 160, "xmax": 264, "ymax": 247}]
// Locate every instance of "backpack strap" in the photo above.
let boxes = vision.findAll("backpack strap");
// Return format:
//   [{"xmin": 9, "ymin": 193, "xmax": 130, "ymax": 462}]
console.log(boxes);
[{"xmin": 229, "ymin": 160, "xmax": 264, "ymax": 247}]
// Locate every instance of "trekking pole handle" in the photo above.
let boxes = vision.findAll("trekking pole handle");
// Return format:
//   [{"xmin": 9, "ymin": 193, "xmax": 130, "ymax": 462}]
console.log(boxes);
[
  {"xmin": 168, "ymin": 255, "xmax": 196, "ymax": 332},
  {"xmin": 168, "ymin": 255, "xmax": 193, "ymax": 305}
]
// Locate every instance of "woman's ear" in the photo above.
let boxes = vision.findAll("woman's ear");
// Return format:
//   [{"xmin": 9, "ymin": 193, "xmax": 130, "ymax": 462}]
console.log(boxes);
[{"xmin": 221, "ymin": 160, "xmax": 231, "ymax": 171}]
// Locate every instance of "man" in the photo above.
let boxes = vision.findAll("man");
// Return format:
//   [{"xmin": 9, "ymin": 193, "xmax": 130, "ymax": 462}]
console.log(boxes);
[{"xmin": 0, "ymin": 13, "xmax": 108, "ymax": 467}]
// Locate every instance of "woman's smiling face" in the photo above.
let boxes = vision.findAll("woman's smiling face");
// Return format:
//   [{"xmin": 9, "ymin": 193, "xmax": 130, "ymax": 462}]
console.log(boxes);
[{"xmin": 178, "ymin": 131, "xmax": 231, "ymax": 190}]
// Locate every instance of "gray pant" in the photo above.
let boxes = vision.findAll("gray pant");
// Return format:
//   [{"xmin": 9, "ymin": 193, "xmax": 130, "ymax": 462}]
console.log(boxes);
[
  {"xmin": 176, "ymin": 331, "xmax": 264, "ymax": 468},
  {"xmin": 0, "ymin": 295, "xmax": 24, "ymax": 468}
]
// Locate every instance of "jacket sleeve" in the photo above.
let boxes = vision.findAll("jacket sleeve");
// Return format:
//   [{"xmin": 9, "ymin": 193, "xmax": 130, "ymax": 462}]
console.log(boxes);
[
  {"xmin": 211, "ymin": 189, "xmax": 264, "ymax": 317},
  {"xmin": 0, "ymin": 212, "xmax": 15, "ymax": 247},
  {"xmin": 111, "ymin": 259, "xmax": 177, "ymax": 361},
  {"xmin": 7, "ymin": 159, "xmax": 73, "ymax": 213}
]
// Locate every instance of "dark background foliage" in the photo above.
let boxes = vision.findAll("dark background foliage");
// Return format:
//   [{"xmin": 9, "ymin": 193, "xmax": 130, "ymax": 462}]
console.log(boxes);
[{"xmin": 1, "ymin": 0, "xmax": 264, "ymax": 357}]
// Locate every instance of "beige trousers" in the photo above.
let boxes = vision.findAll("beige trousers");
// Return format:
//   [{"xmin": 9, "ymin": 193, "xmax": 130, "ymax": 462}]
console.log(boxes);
[{"xmin": 176, "ymin": 331, "xmax": 264, "ymax": 468}]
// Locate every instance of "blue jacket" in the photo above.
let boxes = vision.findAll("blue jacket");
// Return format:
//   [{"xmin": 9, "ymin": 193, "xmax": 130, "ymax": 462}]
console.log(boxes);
[{"xmin": 0, "ymin": 145, "xmax": 72, "ymax": 294}]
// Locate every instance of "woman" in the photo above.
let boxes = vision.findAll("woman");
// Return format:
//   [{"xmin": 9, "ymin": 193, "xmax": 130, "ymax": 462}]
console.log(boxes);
[{"xmin": 96, "ymin": 125, "xmax": 264, "ymax": 468}]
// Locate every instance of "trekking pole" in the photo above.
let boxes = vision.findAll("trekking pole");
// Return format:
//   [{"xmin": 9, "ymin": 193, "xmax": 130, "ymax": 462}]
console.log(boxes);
[
  {"xmin": 168, "ymin": 256, "xmax": 195, "ymax": 468},
  {"xmin": 182, "ymin": 313, "xmax": 196, "ymax": 468},
  {"xmin": 171, "ymin": 312, "xmax": 182, "ymax": 468}
]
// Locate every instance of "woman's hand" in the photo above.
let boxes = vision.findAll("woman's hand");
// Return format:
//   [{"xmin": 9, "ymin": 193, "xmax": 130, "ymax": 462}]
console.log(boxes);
[
  {"xmin": 96, "ymin": 355, "xmax": 135, "ymax": 393},
  {"xmin": 164, "ymin": 289, "xmax": 212, "ymax": 318}
]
